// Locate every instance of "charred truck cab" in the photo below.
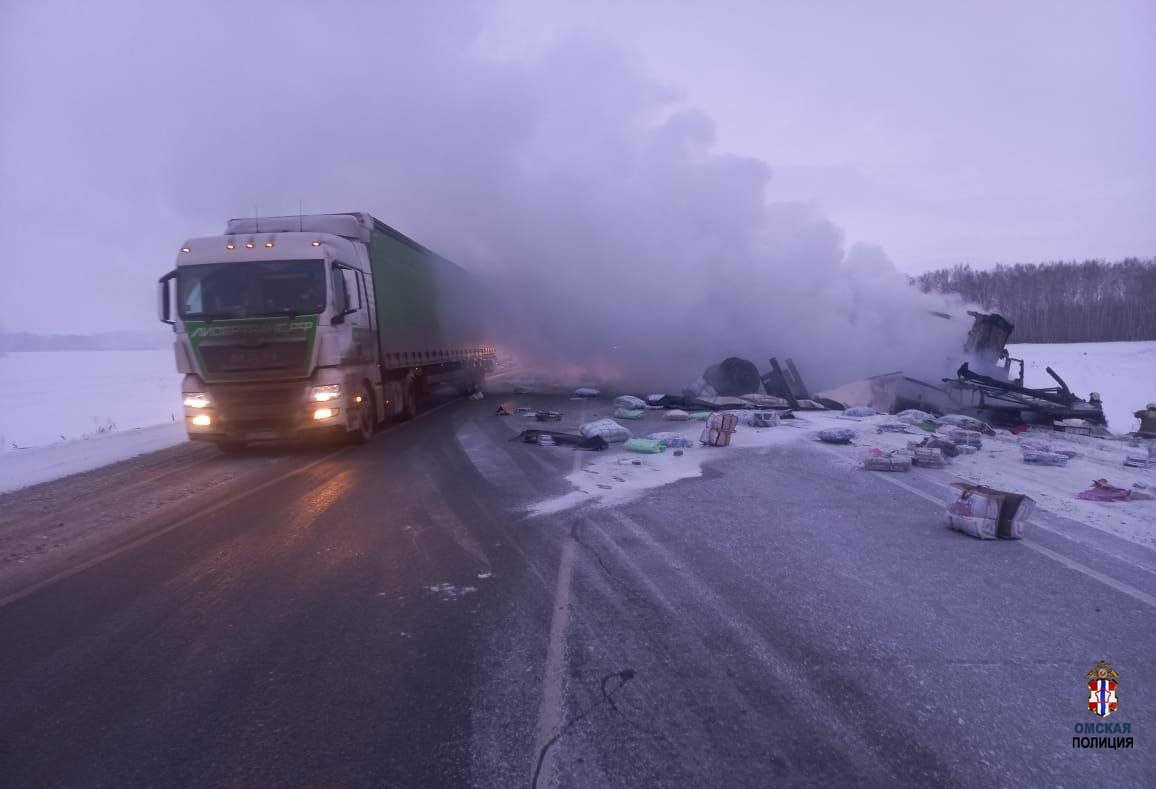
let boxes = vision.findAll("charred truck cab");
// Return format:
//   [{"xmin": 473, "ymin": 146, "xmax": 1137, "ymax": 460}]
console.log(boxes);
[{"xmin": 158, "ymin": 212, "xmax": 494, "ymax": 452}]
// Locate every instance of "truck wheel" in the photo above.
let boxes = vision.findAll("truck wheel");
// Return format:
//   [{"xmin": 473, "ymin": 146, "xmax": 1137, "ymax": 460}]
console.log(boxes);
[
  {"xmin": 215, "ymin": 440, "xmax": 247, "ymax": 455},
  {"xmin": 399, "ymin": 378, "xmax": 418, "ymax": 421},
  {"xmin": 347, "ymin": 388, "xmax": 375, "ymax": 444}
]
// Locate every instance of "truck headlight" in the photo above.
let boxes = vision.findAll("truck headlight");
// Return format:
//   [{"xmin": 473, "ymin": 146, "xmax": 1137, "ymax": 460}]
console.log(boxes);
[
  {"xmin": 310, "ymin": 384, "xmax": 341, "ymax": 402},
  {"xmin": 191, "ymin": 414, "xmax": 212, "ymax": 426},
  {"xmin": 183, "ymin": 393, "xmax": 211, "ymax": 409},
  {"xmin": 312, "ymin": 407, "xmax": 339, "ymax": 420}
]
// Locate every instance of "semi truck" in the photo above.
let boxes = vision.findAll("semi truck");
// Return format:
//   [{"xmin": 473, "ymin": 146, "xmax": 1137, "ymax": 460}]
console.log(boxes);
[{"xmin": 158, "ymin": 212, "xmax": 494, "ymax": 452}]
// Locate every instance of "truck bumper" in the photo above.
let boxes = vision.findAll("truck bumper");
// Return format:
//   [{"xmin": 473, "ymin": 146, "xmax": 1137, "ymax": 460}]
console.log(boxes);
[{"xmin": 184, "ymin": 381, "xmax": 352, "ymax": 443}]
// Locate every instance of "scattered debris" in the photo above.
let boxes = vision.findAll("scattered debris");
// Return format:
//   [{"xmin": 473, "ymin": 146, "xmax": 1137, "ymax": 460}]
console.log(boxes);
[
  {"xmin": 703, "ymin": 357, "xmax": 763, "ymax": 397},
  {"xmin": 947, "ymin": 482, "xmax": 1034, "ymax": 540},
  {"xmin": 1075, "ymin": 479, "xmax": 1146, "ymax": 502},
  {"xmin": 723, "ymin": 410, "xmax": 779, "ymax": 428},
  {"xmin": 579, "ymin": 418, "xmax": 632, "ymax": 444},
  {"xmin": 496, "ymin": 401, "xmax": 518, "ymax": 416},
  {"xmin": 469, "ymin": 390, "xmax": 485, "ymax": 401},
  {"xmin": 535, "ymin": 411, "xmax": 563, "ymax": 422},
  {"xmin": 700, "ymin": 412, "xmax": 739, "ymax": 447},
  {"xmin": 646, "ymin": 394, "xmax": 666, "ymax": 405},
  {"xmin": 876, "ymin": 422, "xmax": 916, "ymax": 434},
  {"xmin": 895, "ymin": 409, "xmax": 936, "ymax": 425},
  {"xmin": 910, "ymin": 436, "xmax": 960, "ymax": 458},
  {"xmin": 647, "ymin": 432, "xmax": 694, "ymax": 448},
  {"xmin": 513, "ymin": 428, "xmax": 608, "ymax": 450},
  {"xmin": 427, "ymin": 582, "xmax": 478, "ymax": 600},
  {"xmin": 818, "ymin": 428, "xmax": 856, "ymax": 445},
  {"xmin": 1135, "ymin": 403, "xmax": 1156, "ymax": 438},
  {"xmin": 614, "ymin": 395, "xmax": 647, "ymax": 410},
  {"xmin": 1021, "ymin": 441, "xmax": 1075, "ymax": 466},
  {"xmin": 1124, "ymin": 454, "xmax": 1154, "ymax": 469},
  {"xmin": 844, "ymin": 406, "xmax": 877, "ymax": 418},
  {"xmin": 673, "ymin": 449, "xmax": 684, "ymax": 456},
  {"xmin": 864, "ymin": 448, "xmax": 912, "ymax": 472},
  {"xmin": 763, "ymin": 357, "xmax": 813, "ymax": 408},
  {"xmin": 913, "ymin": 446, "xmax": 948, "ymax": 467},
  {"xmin": 936, "ymin": 426, "xmax": 983, "ymax": 448},
  {"xmin": 623, "ymin": 438, "xmax": 666, "ymax": 454},
  {"xmin": 574, "ymin": 387, "xmax": 601, "ymax": 398},
  {"xmin": 956, "ymin": 444, "xmax": 979, "ymax": 455},
  {"xmin": 613, "ymin": 408, "xmax": 646, "ymax": 420},
  {"xmin": 537, "ymin": 433, "xmax": 556, "ymax": 447},
  {"xmin": 688, "ymin": 411, "xmax": 711, "ymax": 421},
  {"xmin": 815, "ymin": 312, "xmax": 1106, "ymax": 426},
  {"xmin": 740, "ymin": 393, "xmax": 790, "ymax": 408},
  {"xmin": 937, "ymin": 413, "xmax": 995, "ymax": 435}
]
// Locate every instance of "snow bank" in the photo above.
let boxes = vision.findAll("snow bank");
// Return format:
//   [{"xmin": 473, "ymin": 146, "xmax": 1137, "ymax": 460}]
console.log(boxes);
[
  {"xmin": 0, "ymin": 423, "xmax": 187, "ymax": 494},
  {"xmin": 1007, "ymin": 341, "xmax": 1156, "ymax": 433}
]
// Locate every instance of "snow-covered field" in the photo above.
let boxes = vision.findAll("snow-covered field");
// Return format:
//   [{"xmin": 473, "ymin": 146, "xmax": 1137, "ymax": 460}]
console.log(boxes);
[
  {"xmin": 0, "ymin": 350, "xmax": 186, "ymax": 492},
  {"xmin": 1007, "ymin": 340, "xmax": 1156, "ymax": 433},
  {"xmin": 0, "ymin": 350, "xmax": 181, "ymax": 449}
]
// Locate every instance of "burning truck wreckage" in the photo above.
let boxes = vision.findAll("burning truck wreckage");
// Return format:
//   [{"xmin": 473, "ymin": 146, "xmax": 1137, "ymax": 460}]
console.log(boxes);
[{"xmin": 501, "ymin": 310, "xmax": 1154, "ymax": 541}]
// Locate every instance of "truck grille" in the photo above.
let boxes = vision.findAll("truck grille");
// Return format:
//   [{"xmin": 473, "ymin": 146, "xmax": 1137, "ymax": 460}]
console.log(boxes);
[
  {"xmin": 210, "ymin": 382, "xmax": 306, "ymax": 424},
  {"xmin": 200, "ymin": 340, "xmax": 309, "ymax": 374}
]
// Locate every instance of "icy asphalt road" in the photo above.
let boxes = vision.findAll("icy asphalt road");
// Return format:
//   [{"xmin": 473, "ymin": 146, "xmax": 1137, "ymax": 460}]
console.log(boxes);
[{"xmin": 0, "ymin": 394, "xmax": 1153, "ymax": 788}]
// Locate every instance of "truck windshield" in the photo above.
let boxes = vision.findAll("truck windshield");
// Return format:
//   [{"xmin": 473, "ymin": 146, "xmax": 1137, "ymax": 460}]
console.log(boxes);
[{"xmin": 177, "ymin": 260, "xmax": 326, "ymax": 319}]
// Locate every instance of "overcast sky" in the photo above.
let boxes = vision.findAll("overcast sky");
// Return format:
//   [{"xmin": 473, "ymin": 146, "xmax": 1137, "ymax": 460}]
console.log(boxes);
[{"xmin": 1, "ymin": 0, "xmax": 1152, "ymax": 336}]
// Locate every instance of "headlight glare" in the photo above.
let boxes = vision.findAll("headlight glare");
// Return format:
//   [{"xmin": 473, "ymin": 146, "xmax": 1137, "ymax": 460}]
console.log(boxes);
[
  {"xmin": 183, "ymin": 393, "xmax": 211, "ymax": 409},
  {"xmin": 310, "ymin": 384, "xmax": 341, "ymax": 402}
]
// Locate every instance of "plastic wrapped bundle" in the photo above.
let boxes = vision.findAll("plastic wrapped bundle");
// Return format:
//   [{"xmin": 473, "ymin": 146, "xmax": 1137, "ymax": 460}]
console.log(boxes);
[
  {"xmin": 844, "ymin": 406, "xmax": 877, "ymax": 417},
  {"xmin": 574, "ymin": 387, "xmax": 601, "ymax": 398},
  {"xmin": 614, "ymin": 395, "xmax": 647, "ymax": 410},
  {"xmin": 896, "ymin": 409, "xmax": 935, "ymax": 425},
  {"xmin": 722, "ymin": 410, "xmax": 778, "ymax": 427},
  {"xmin": 947, "ymin": 484, "xmax": 1033, "ymax": 539},
  {"xmin": 1022, "ymin": 447, "xmax": 1069, "ymax": 465},
  {"xmin": 863, "ymin": 449, "xmax": 912, "ymax": 472},
  {"xmin": 956, "ymin": 444, "xmax": 979, "ymax": 455},
  {"xmin": 647, "ymin": 432, "xmax": 693, "ymax": 448},
  {"xmin": 613, "ymin": 408, "xmax": 646, "ymax": 420},
  {"xmin": 913, "ymin": 447, "xmax": 947, "ymax": 467},
  {"xmin": 938, "ymin": 413, "xmax": 995, "ymax": 435},
  {"xmin": 623, "ymin": 438, "xmax": 665, "ymax": 454},
  {"xmin": 937, "ymin": 426, "xmax": 983, "ymax": 448},
  {"xmin": 579, "ymin": 418, "xmax": 632, "ymax": 444},
  {"xmin": 664, "ymin": 409, "xmax": 690, "ymax": 421},
  {"xmin": 818, "ymin": 428, "xmax": 856, "ymax": 444},
  {"xmin": 700, "ymin": 412, "xmax": 739, "ymax": 447}
]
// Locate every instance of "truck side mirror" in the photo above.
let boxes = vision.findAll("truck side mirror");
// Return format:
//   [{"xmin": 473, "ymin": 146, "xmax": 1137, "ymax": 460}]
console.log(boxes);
[{"xmin": 158, "ymin": 270, "xmax": 177, "ymax": 325}]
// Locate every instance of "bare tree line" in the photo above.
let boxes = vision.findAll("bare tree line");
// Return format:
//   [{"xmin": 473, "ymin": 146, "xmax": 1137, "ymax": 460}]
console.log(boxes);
[{"xmin": 914, "ymin": 259, "xmax": 1156, "ymax": 342}]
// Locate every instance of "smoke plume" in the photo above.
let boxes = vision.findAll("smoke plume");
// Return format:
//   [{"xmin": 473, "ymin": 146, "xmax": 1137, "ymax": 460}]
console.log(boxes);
[{"xmin": 1, "ymin": 1, "xmax": 970, "ymax": 389}]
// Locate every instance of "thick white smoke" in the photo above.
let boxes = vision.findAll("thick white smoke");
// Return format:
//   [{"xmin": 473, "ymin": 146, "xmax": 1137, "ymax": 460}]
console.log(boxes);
[{"xmin": 3, "ymin": 1, "xmax": 971, "ymax": 389}]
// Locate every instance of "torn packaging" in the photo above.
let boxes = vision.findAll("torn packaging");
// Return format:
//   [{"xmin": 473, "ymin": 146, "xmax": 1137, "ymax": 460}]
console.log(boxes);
[
  {"xmin": 947, "ymin": 483, "xmax": 1034, "ymax": 540},
  {"xmin": 513, "ymin": 429, "xmax": 608, "ymax": 451},
  {"xmin": 700, "ymin": 412, "xmax": 739, "ymax": 447}
]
